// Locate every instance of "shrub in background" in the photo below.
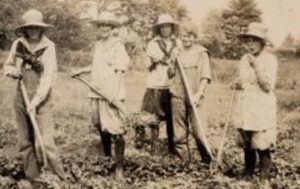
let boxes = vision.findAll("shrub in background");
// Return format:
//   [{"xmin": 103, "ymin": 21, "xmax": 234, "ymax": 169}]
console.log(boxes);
[{"xmin": 202, "ymin": 0, "xmax": 262, "ymax": 59}]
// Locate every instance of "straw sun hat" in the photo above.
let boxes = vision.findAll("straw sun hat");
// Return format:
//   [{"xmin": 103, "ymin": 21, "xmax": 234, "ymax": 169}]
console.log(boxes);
[
  {"xmin": 15, "ymin": 9, "xmax": 53, "ymax": 35},
  {"xmin": 239, "ymin": 22, "xmax": 269, "ymax": 44},
  {"xmin": 152, "ymin": 14, "xmax": 179, "ymax": 36},
  {"xmin": 90, "ymin": 11, "xmax": 121, "ymax": 27}
]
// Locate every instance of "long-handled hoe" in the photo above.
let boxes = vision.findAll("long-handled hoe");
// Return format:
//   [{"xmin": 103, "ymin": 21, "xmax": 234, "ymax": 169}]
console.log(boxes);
[
  {"xmin": 210, "ymin": 89, "xmax": 237, "ymax": 174},
  {"xmin": 176, "ymin": 58, "xmax": 213, "ymax": 160},
  {"xmin": 20, "ymin": 80, "xmax": 48, "ymax": 171},
  {"xmin": 70, "ymin": 75, "xmax": 126, "ymax": 117}
]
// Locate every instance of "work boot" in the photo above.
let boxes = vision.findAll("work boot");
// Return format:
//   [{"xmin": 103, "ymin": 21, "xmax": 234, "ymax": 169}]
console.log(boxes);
[
  {"xmin": 114, "ymin": 134, "xmax": 125, "ymax": 181},
  {"xmin": 258, "ymin": 149, "xmax": 272, "ymax": 180},
  {"xmin": 101, "ymin": 132, "xmax": 112, "ymax": 157},
  {"xmin": 150, "ymin": 124, "xmax": 160, "ymax": 156},
  {"xmin": 243, "ymin": 148, "xmax": 256, "ymax": 179}
]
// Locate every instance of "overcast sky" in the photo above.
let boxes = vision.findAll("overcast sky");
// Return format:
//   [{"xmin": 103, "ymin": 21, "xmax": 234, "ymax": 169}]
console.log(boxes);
[{"xmin": 180, "ymin": 0, "xmax": 300, "ymax": 47}]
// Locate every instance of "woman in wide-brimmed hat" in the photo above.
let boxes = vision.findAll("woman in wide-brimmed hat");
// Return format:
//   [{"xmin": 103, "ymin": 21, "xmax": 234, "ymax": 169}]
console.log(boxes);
[
  {"xmin": 4, "ymin": 9, "xmax": 66, "ymax": 181},
  {"xmin": 233, "ymin": 22, "xmax": 278, "ymax": 180},
  {"xmin": 71, "ymin": 11, "xmax": 129, "ymax": 180},
  {"xmin": 151, "ymin": 14, "xmax": 179, "ymax": 37},
  {"xmin": 14, "ymin": 10, "xmax": 53, "ymax": 37},
  {"xmin": 140, "ymin": 14, "xmax": 182, "ymax": 156}
]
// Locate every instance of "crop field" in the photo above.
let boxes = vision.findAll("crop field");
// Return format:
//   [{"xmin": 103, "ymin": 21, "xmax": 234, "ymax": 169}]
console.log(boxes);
[{"xmin": 0, "ymin": 56, "xmax": 299, "ymax": 188}]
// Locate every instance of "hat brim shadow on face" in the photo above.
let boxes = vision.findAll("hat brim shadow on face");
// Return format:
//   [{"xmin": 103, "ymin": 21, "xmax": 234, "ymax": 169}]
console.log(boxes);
[
  {"xmin": 238, "ymin": 33, "xmax": 264, "ymax": 40},
  {"xmin": 238, "ymin": 33, "xmax": 273, "ymax": 46},
  {"xmin": 238, "ymin": 33, "xmax": 273, "ymax": 47},
  {"xmin": 14, "ymin": 22, "xmax": 54, "ymax": 37},
  {"xmin": 152, "ymin": 23, "xmax": 179, "ymax": 36},
  {"xmin": 90, "ymin": 20, "xmax": 121, "ymax": 28}
]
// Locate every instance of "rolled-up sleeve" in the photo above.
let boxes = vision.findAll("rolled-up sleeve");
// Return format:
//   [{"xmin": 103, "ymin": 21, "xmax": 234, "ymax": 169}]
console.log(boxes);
[
  {"xmin": 3, "ymin": 40, "xmax": 19, "ymax": 76},
  {"xmin": 199, "ymin": 52, "xmax": 212, "ymax": 83},
  {"xmin": 31, "ymin": 44, "xmax": 57, "ymax": 106}
]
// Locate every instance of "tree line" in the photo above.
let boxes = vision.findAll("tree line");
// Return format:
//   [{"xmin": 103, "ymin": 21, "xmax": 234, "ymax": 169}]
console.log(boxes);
[{"xmin": 1, "ymin": 0, "xmax": 298, "ymax": 62}]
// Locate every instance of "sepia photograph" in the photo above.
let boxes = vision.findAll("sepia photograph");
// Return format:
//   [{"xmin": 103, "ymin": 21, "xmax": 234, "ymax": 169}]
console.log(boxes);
[{"xmin": 0, "ymin": 0, "xmax": 299, "ymax": 188}]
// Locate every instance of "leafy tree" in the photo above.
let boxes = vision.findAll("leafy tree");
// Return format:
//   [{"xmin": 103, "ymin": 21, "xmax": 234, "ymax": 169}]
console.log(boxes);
[
  {"xmin": 276, "ymin": 33, "xmax": 298, "ymax": 58},
  {"xmin": 202, "ymin": 0, "xmax": 262, "ymax": 59},
  {"xmin": 0, "ymin": 0, "xmax": 186, "ymax": 67},
  {"xmin": 222, "ymin": 0, "xmax": 262, "ymax": 59},
  {"xmin": 0, "ymin": 0, "xmax": 93, "ymax": 50},
  {"xmin": 201, "ymin": 10, "xmax": 225, "ymax": 58},
  {"xmin": 0, "ymin": 0, "xmax": 32, "ymax": 45}
]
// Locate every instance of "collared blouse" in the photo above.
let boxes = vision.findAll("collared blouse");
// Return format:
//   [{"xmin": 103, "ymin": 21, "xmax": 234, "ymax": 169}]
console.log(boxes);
[
  {"xmin": 145, "ymin": 35, "xmax": 182, "ymax": 89},
  {"xmin": 4, "ymin": 36, "xmax": 57, "ymax": 106}
]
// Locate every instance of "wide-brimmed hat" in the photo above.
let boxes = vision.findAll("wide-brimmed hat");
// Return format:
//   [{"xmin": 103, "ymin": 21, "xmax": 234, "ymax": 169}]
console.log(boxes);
[
  {"xmin": 152, "ymin": 14, "xmax": 179, "ymax": 36},
  {"xmin": 239, "ymin": 22, "xmax": 268, "ymax": 43},
  {"xmin": 15, "ymin": 9, "xmax": 53, "ymax": 34},
  {"xmin": 90, "ymin": 11, "xmax": 121, "ymax": 27}
]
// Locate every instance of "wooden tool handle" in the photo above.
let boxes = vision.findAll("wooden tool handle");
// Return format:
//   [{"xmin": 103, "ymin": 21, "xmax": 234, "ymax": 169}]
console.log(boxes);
[
  {"xmin": 20, "ymin": 81, "xmax": 48, "ymax": 168},
  {"xmin": 176, "ymin": 58, "xmax": 213, "ymax": 159}
]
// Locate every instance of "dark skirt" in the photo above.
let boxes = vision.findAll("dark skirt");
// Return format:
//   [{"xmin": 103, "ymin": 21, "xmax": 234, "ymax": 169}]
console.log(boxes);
[
  {"xmin": 141, "ymin": 88, "xmax": 172, "ymax": 120},
  {"xmin": 141, "ymin": 88, "xmax": 175, "ymax": 154}
]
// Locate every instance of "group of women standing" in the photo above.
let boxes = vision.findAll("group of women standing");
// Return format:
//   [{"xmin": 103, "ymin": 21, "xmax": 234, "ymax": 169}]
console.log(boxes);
[{"xmin": 4, "ymin": 7, "xmax": 278, "ymax": 183}]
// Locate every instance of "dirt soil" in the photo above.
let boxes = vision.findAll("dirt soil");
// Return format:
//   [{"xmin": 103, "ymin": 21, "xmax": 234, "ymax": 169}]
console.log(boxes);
[{"xmin": 0, "ymin": 66, "xmax": 299, "ymax": 189}]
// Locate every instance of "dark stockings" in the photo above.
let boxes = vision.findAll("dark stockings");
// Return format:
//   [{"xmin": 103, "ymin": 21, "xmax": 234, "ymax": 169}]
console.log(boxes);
[
  {"xmin": 114, "ymin": 134, "xmax": 125, "ymax": 180},
  {"xmin": 243, "ymin": 148, "xmax": 272, "ymax": 179},
  {"xmin": 244, "ymin": 148, "xmax": 256, "ymax": 176},
  {"xmin": 100, "ymin": 131, "xmax": 112, "ymax": 156},
  {"xmin": 150, "ymin": 124, "xmax": 160, "ymax": 156},
  {"xmin": 258, "ymin": 149, "xmax": 271, "ymax": 180}
]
